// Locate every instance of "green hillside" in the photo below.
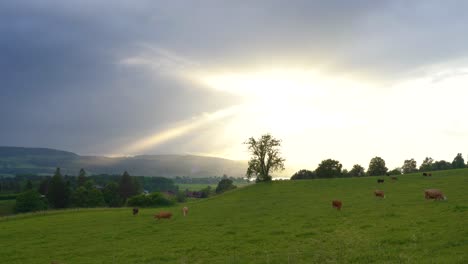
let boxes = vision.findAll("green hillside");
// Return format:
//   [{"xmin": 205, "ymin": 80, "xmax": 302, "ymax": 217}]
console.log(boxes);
[
  {"xmin": 0, "ymin": 146, "xmax": 246, "ymax": 177},
  {"xmin": 1, "ymin": 169, "xmax": 467, "ymax": 263}
]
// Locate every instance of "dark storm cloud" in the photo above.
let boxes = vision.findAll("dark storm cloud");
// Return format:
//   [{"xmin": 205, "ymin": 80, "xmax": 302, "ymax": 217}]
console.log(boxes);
[{"xmin": 1, "ymin": 0, "xmax": 467, "ymax": 154}]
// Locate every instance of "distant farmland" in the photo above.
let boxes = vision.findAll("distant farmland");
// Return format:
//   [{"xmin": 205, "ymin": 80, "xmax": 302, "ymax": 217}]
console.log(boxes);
[{"xmin": 1, "ymin": 169, "xmax": 467, "ymax": 263}]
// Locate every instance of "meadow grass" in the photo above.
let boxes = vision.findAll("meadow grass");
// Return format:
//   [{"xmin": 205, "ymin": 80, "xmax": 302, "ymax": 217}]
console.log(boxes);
[{"xmin": 1, "ymin": 169, "xmax": 467, "ymax": 263}]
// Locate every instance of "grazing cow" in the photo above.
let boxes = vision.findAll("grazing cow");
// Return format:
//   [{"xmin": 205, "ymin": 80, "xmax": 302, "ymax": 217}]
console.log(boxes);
[
  {"xmin": 424, "ymin": 189, "xmax": 446, "ymax": 200},
  {"xmin": 391, "ymin": 176, "xmax": 398, "ymax": 181},
  {"xmin": 374, "ymin": 190, "xmax": 385, "ymax": 198},
  {"xmin": 132, "ymin": 207, "xmax": 139, "ymax": 216},
  {"xmin": 377, "ymin": 179, "xmax": 384, "ymax": 183},
  {"xmin": 332, "ymin": 200, "xmax": 342, "ymax": 210},
  {"xmin": 182, "ymin": 206, "xmax": 189, "ymax": 216},
  {"xmin": 428, "ymin": 173, "xmax": 432, "ymax": 176},
  {"xmin": 423, "ymin": 172, "xmax": 427, "ymax": 176},
  {"xmin": 154, "ymin": 211, "xmax": 172, "ymax": 220}
]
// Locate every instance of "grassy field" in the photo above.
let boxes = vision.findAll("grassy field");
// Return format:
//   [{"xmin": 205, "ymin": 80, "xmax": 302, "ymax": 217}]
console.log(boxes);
[{"xmin": 1, "ymin": 169, "xmax": 467, "ymax": 263}]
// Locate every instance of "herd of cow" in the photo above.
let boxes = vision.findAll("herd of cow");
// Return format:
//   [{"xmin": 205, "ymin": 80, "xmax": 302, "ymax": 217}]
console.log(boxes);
[
  {"xmin": 332, "ymin": 172, "xmax": 447, "ymax": 211},
  {"xmin": 132, "ymin": 206, "xmax": 189, "ymax": 220},
  {"xmin": 132, "ymin": 172, "xmax": 447, "ymax": 217}
]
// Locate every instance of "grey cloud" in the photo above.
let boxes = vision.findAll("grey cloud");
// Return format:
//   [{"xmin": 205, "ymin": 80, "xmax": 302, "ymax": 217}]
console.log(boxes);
[{"xmin": 1, "ymin": 0, "xmax": 467, "ymax": 154}]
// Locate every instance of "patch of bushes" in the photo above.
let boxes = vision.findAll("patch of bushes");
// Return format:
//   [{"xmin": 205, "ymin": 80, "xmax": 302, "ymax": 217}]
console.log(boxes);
[
  {"xmin": 127, "ymin": 192, "xmax": 175, "ymax": 207},
  {"xmin": 215, "ymin": 178, "xmax": 237, "ymax": 194},
  {"xmin": 15, "ymin": 190, "xmax": 48, "ymax": 213}
]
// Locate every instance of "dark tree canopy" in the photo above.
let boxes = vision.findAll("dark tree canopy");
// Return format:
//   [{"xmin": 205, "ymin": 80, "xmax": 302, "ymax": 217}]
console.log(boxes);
[
  {"xmin": 452, "ymin": 153, "xmax": 465, "ymax": 169},
  {"xmin": 432, "ymin": 160, "xmax": 452, "ymax": 171},
  {"xmin": 215, "ymin": 176, "xmax": 237, "ymax": 194},
  {"xmin": 15, "ymin": 190, "xmax": 47, "ymax": 213},
  {"xmin": 419, "ymin": 157, "xmax": 434, "ymax": 172},
  {"xmin": 349, "ymin": 164, "xmax": 366, "ymax": 177},
  {"xmin": 38, "ymin": 177, "xmax": 50, "ymax": 195},
  {"xmin": 290, "ymin": 169, "xmax": 316, "ymax": 180},
  {"xmin": 103, "ymin": 182, "xmax": 122, "ymax": 207},
  {"xmin": 77, "ymin": 168, "xmax": 87, "ymax": 187},
  {"xmin": 245, "ymin": 134, "xmax": 285, "ymax": 182},
  {"xmin": 367, "ymin": 157, "xmax": 388, "ymax": 176},
  {"xmin": 25, "ymin": 179, "xmax": 33, "ymax": 190},
  {"xmin": 47, "ymin": 168, "xmax": 69, "ymax": 208},
  {"xmin": 315, "ymin": 159, "xmax": 343, "ymax": 178},
  {"xmin": 402, "ymin": 159, "xmax": 418, "ymax": 174},
  {"xmin": 72, "ymin": 182, "xmax": 105, "ymax": 208},
  {"xmin": 118, "ymin": 171, "xmax": 138, "ymax": 201}
]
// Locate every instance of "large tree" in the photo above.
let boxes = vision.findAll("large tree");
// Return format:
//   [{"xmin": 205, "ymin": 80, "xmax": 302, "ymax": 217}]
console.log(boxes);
[
  {"xmin": 118, "ymin": 171, "xmax": 138, "ymax": 201},
  {"xmin": 452, "ymin": 153, "xmax": 465, "ymax": 169},
  {"xmin": 215, "ymin": 176, "xmax": 237, "ymax": 194},
  {"xmin": 315, "ymin": 159, "xmax": 343, "ymax": 178},
  {"xmin": 245, "ymin": 134, "xmax": 285, "ymax": 182},
  {"xmin": 349, "ymin": 164, "xmax": 366, "ymax": 177},
  {"xmin": 367, "ymin": 157, "xmax": 388, "ymax": 176},
  {"xmin": 402, "ymin": 159, "xmax": 418, "ymax": 174},
  {"xmin": 419, "ymin": 157, "xmax": 434, "ymax": 172},
  {"xmin": 47, "ymin": 168, "xmax": 69, "ymax": 208},
  {"xmin": 103, "ymin": 182, "xmax": 122, "ymax": 207},
  {"xmin": 432, "ymin": 160, "xmax": 452, "ymax": 170},
  {"xmin": 38, "ymin": 177, "xmax": 50, "ymax": 195},
  {"xmin": 77, "ymin": 168, "xmax": 87, "ymax": 187}
]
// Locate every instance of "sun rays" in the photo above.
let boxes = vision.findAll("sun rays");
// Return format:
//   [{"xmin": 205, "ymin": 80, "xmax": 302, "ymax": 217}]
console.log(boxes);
[{"xmin": 117, "ymin": 105, "xmax": 244, "ymax": 155}]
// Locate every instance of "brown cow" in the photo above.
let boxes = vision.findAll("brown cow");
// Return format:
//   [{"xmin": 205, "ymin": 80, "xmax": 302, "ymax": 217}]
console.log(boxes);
[
  {"xmin": 154, "ymin": 211, "xmax": 172, "ymax": 220},
  {"xmin": 391, "ymin": 176, "xmax": 398, "ymax": 181},
  {"xmin": 424, "ymin": 189, "xmax": 446, "ymax": 200},
  {"xmin": 132, "ymin": 207, "xmax": 139, "ymax": 216},
  {"xmin": 332, "ymin": 200, "xmax": 342, "ymax": 210},
  {"xmin": 374, "ymin": 190, "xmax": 385, "ymax": 198},
  {"xmin": 182, "ymin": 206, "xmax": 189, "ymax": 216}
]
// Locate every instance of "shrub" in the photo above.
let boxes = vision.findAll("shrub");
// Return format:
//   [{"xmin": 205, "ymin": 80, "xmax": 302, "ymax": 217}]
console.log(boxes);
[
  {"xmin": 15, "ymin": 190, "xmax": 47, "ymax": 213},
  {"xmin": 175, "ymin": 190, "xmax": 187, "ymax": 203},
  {"xmin": 215, "ymin": 178, "xmax": 237, "ymax": 194},
  {"xmin": 200, "ymin": 186, "xmax": 212, "ymax": 198},
  {"xmin": 127, "ymin": 192, "xmax": 175, "ymax": 207}
]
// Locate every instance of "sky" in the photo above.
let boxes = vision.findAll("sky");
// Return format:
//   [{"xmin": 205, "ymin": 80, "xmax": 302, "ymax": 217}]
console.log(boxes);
[{"xmin": 1, "ymin": 0, "xmax": 468, "ymax": 175}]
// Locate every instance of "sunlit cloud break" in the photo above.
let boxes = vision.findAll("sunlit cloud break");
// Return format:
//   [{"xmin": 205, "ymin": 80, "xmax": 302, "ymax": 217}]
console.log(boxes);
[{"xmin": 117, "ymin": 105, "xmax": 244, "ymax": 155}]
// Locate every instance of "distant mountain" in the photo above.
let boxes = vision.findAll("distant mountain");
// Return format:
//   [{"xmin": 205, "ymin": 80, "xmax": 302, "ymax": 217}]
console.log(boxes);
[{"xmin": 0, "ymin": 147, "xmax": 246, "ymax": 177}]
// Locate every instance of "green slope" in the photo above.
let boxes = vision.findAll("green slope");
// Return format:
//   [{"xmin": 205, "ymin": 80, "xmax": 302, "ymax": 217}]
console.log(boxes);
[
  {"xmin": 0, "ymin": 146, "xmax": 246, "ymax": 177},
  {"xmin": 1, "ymin": 169, "xmax": 467, "ymax": 263}
]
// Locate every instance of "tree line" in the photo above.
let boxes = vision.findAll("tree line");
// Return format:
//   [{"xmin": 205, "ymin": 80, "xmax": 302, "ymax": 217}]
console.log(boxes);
[
  {"xmin": 244, "ymin": 133, "xmax": 467, "ymax": 181},
  {"xmin": 14, "ymin": 168, "xmax": 161, "ymax": 213},
  {"xmin": 291, "ymin": 153, "xmax": 467, "ymax": 180},
  {"xmin": 4, "ymin": 168, "xmax": 239, "ymax": 214}
]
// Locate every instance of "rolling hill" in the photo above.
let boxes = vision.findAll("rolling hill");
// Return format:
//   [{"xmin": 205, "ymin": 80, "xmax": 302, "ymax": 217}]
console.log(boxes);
[
  {"xmin": 1, "ymin": 169, "xmax": 467, "ymax": 263},
  {"xmin": 0, "ymin": 146, "xmax": 246, "ymax": 177}
]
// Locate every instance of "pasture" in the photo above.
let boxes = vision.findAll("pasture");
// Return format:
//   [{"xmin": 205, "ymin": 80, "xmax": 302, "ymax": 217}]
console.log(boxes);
[{"xmin": 1, "ymin": 169, "xmax": 467, "ymax": 263}]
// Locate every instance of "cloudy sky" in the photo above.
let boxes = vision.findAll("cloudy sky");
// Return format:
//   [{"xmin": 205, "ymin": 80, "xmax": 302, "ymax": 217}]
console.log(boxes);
[{"xmin": 2, "ymin": 0, "xmax": 468, "ymax": 174}]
